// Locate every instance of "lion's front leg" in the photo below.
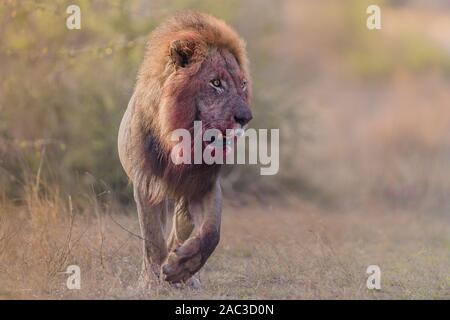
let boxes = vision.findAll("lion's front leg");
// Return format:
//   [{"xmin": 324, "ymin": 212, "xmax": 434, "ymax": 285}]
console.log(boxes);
[
  {"xmin": 162, "ymin": 179, "xmax": 222, "ymax": 283},
  {"xmin": 134, "ymin": 186, "xmax": 168, "ymax": 286}
]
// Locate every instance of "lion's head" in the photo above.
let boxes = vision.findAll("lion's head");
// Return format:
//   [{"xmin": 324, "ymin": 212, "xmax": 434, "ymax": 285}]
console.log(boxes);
[{"xmin": 135, "ymin": 12, "xmax": 252, "ymax": 154}]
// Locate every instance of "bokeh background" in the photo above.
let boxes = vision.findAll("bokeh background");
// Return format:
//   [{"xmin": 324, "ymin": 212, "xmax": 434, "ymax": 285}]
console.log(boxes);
[
  {"xmin": 0, "ymin": 0, "xmax": 449, "ymax": 299},
  {"xmin": 2, "ymin": 0, "xmax": 450, "ymax": 211}
]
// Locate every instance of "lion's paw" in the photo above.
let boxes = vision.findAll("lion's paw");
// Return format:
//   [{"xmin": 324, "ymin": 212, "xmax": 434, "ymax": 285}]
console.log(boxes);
[{"xmin": 161, "ymin": 236, "xmax": 204, "ymax": 283}]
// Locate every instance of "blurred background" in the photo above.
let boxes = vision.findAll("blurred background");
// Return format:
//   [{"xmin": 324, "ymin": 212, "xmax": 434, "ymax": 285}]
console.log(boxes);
[
  {"xmin": 2, "ymin": 0, "xmax": 450, "ymax": 213},
  {"xmin": 1, "ymin": 0, "xmax": 450, "ymax": 299}
]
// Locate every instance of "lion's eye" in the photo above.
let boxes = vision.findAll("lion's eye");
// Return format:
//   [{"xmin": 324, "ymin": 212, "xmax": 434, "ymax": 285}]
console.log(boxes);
[
  {"xmin": 242, "ymin": 80, "xmax": 247, "ymax": 90},
  {"xmin": 211, "ymin": 79, "xmax": 222, "ymax": 88}
]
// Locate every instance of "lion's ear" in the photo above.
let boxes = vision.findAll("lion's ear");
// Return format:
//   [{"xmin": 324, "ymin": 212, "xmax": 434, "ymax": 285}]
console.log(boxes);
[{"xmin": 170, "ymin": 39, "xmax": 196, "ymax": 68}]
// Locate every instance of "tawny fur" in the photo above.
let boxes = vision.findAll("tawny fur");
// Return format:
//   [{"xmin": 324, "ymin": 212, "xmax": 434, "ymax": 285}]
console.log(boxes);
[{"xmin": 118, "ymin": 12, "xmax": 251, "ymax": 284}]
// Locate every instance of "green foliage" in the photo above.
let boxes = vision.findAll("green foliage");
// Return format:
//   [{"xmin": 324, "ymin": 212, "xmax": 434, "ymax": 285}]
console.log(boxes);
[
  {"xmin": 341, "ymin": 0, "xmax": 450, "ymax": 78},
  {"xmin": 0, "ymin": 0, "xmax": 245, "ymax": 201}
]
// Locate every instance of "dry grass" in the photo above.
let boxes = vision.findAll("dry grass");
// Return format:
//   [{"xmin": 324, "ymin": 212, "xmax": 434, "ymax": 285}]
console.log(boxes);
[{"xmin": 1, "ymin": 193, "xmax": 448, "ymax": 300}]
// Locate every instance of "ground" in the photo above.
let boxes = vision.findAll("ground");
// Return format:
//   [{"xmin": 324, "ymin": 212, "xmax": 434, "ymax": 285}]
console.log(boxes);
[{"xmin": 0, "ymin": 200, "xmax": 449, "ymax": 299}]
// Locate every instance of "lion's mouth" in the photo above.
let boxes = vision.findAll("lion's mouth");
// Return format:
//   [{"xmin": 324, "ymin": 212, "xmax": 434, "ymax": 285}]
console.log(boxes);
[
  {"xmin": 208, "ymin": 128, "xmax": 244, "ymax": 147},
  {"xmin": 205, "ymin": 128, "xmax": 245, "ymax": 148}
]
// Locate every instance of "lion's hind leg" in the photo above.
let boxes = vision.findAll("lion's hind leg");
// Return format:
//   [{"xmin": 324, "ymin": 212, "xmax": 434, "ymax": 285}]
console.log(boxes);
[{"xmin": 167, "ymin": 198, "xmax": 194, "ymax": 251}]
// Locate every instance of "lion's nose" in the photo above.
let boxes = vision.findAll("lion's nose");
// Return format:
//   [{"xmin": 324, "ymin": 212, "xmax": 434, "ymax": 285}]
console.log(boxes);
[{"xmin": 234, "ymin": 106, "xmax": 253, "ymax": 126}]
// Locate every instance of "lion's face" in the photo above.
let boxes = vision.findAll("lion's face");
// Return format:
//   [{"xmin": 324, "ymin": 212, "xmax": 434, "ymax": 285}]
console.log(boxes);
[
  {"xmin": 162, "ymin": 44, "xmax": 252, "ymax": 155},
  {"xmin": 195, "ymin": 48, "xmax": 252, "ymax": 139}
]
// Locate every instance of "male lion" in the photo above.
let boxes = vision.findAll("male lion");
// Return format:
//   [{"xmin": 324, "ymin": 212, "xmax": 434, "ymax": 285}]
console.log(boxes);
[{"xmin": 118, "ymin": 12, "xmax": 252, "ymax": 286}]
